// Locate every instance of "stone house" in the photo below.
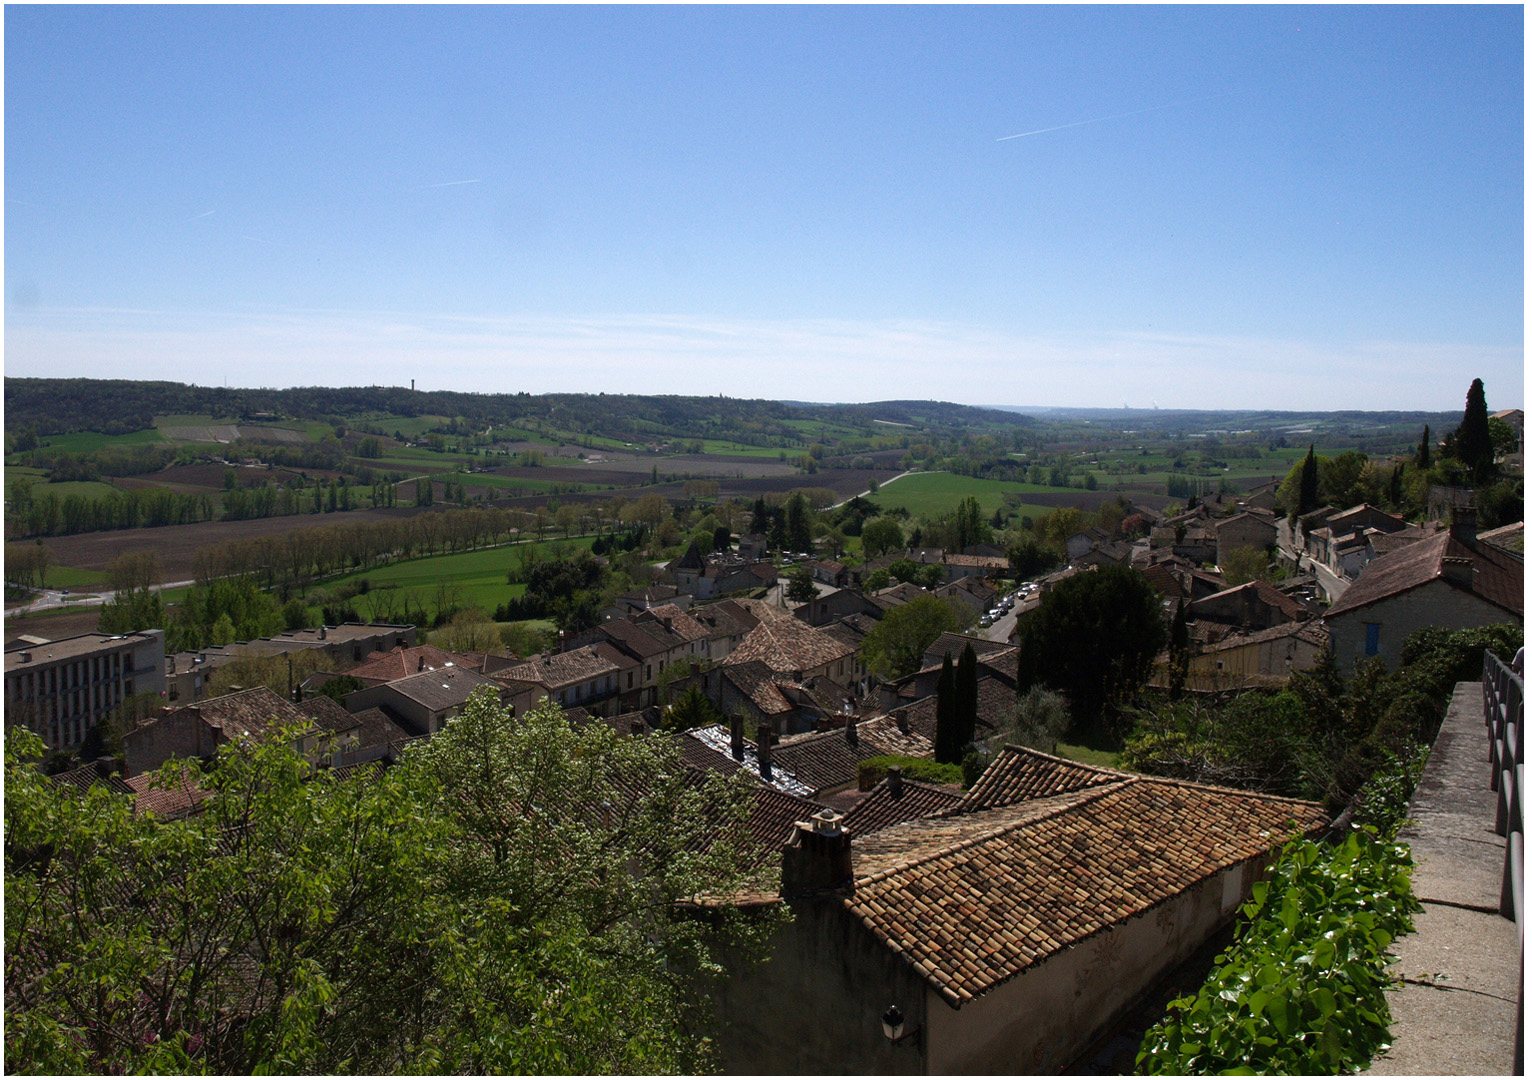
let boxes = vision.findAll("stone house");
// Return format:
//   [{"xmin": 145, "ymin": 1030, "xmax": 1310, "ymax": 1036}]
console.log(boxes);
[
  {"xmin": 1323, "ymin": 508, "xmax": 1523, "ymax": 672},
  {"xmin": 1186, "ymin": 580, "xmax": 1313, "ymax": 631},
  {"xmin": 489, "ymin": 644, "xmax": 636, "ymax": 720},
  {"xmin": 122, "ymin": 686, "xmax": 307, "ymax": 777},
  {"xmin": 1212, "ymin": 511, "xmax": 1278, "ymax": 567},
  {"xmin": 706, "ymin": 746, "xmax": 1328, "ymax": 1074},
  {"xmin": 792, "ymin": 587, "xmax": 884, "ymax": 628},
  {"xmin": 1163, "ymin": 621, "xmax": 1332, "ymax": 693},
  {"xmin": 343, "ymin": 665, "xmax": 506, "ymax": 735}
]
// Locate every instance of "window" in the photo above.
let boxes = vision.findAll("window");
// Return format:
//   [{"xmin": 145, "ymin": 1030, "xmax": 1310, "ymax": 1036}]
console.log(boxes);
[{"xmin": 1364, "ymin": 623, "xmax": 1381, "ymax": 657}]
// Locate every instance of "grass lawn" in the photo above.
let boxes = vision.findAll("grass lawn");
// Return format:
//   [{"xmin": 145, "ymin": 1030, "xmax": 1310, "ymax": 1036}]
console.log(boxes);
[
  {"xmin": 868, "ymin": 472, "xmax": 1064, "ymax": 519},
  {"xmin": 43, "ymin": 566, "xmax": 110, "ymax": 588},
  {"xmin": 30, "ymin": 428, "xmax": 167, "ymax": 454},
  {"xmin": 5, "ymin": 470, "xmax": 127, "ymax": 502},
  {"xmin": 317, "ymin": 536, "xmax": 597, "ymax": 621}
]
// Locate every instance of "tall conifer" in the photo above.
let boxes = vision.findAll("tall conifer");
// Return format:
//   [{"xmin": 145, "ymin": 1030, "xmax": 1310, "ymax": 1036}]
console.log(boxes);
[{"xmin": 935, "ymin": 653, "xmax": 959, "ymax": 764}]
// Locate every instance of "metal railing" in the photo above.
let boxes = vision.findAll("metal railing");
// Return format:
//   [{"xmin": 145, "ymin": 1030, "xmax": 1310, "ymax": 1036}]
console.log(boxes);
[{"xmin": 1482, "ymin": 649, "xmax": 1523, "ymax": 1075}]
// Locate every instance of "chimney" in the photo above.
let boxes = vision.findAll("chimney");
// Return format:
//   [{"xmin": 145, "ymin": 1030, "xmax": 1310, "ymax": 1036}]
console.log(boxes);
[
  {"xmin": 730, "ymin": 714, "xmax": 745, "ymax": 761},
  {"xmin": 780, "ymin": 809, "xmax": 853, "ymax": 899},
  {"xmin": 886, "ymin": 764, "xmax": 903, "ymax": 799},
  {"xmin": 894, "ymin": 707, "xmax": 909, "ymax": 734},
  {"xmin": 17, "ymin": 651, "xmax": 30, "ymax": 664},
  {"xmin": 167, "ymin": 655, "xmax": 176, "ymax": 674},
  {"xmin": 844, "ymin": 716, "xmax": 858, "ymax": 746},
  {"xmin": 663, "ymin": 616, "xmax": 673, "ymax": 632},
  {"xmin": 319, "ymin": 626, "xmax": 327, "ymax": 641},
  {"xmin": 1450, "ymin": 506, "xmax": 1478, "ymax": 545},
  {"xmin": 418, "ymin": 656, "xmax": 426, "ymax": 672},
  {"xmin": 757, "ymin": 723, "xmax": 773, "ymax": 781},
  {"xmin": 1441, "ymin": 556, "xmax": 1475, "ymax": 589}
]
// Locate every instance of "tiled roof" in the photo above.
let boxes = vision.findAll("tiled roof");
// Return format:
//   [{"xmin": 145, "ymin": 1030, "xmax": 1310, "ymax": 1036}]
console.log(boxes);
[
  {"xmin": 854, "ymin": 713, "xmax": 934, "ymax": 758},
  {"xmin": 976, "ymin": 648, "xmax": 1019, "ymax": 689},
  {"xmin": 683, "ymin": 726, "xmax": 813, "ymax": 795},
  {"xmin": 839, "ymin": 777, "xmax": 963, "ymax": 838},
  {"xmin": 644, "ymin": 603, "xmax": 710, "ymax": 642},
  {"xmin": 726, "ymin": 604, "xmax": 854, "ymax": 675},
  {"xmin": 770, "ymin": 723, "xmax": 913, "ymax": 795},
  {"xmin": 295, "ymin": 693, "xmax": 355, "ymax": 732},
  {"xmin": 846, "ymin": 778, "xmax": 1329, "ymax": 1006},
  {"xmin": 345, "ymin": 706, "xmax": 412, "ymax": 751},
  {"xmin": 952, "ymin": 745, "xmax": 1123, "ymax": 812},
  {"xmin": 599, "ymin": 618, "xmax": 673, "ymax": 659},
  {"xmin": 1195, "ymin": 620, "xmax": 1331, "ymax": 653},
  {"xmin": 747, "ymin": 786, "xmax": 830, "ymax": 857},
  {"xmin": 1189, "ymin": 579, "xmax": 1312, "ymax": 623},
  {"xmin": 50, "ymin": 760, "xmax": 135, "ymax": 796},
  {"xmin": 126, "ymin": 771, "xmax": 212, "ymax": 819},
  {"xmin": 897, "ymin": 677, "xmax": 1014, "ymax": 736},
  {"xmin": 719, "ymin": 661, "xmax": 796, "ymax": 717},
  {"xmin": 1325, "ymin": 531, "xmax": 1524, "ymax": 619},
  {"xmin": 383, "ymin": 667, "xmax": 497, "ymax": 711},
  {"xmin": 690, "ymin": 600, "xmax": 758, "ymax": 640},
  {"xmin": 1478, "ymin": 521, "xmax": 1524, "ymax": 555},
  {"xmin": 175, "ymin": 686, "xmax": 309, "ymax": 741},
  {"xmin": 923, "ymin": 633, "xmax": 1012, "ymax": 667},
  {"xmin": 498, "ymin": 644, "xmax": 627, "ymax": 691},
  {"xmin": 673, "ymin": 730, "xmax": 749, "ymax": 778},
  {"xmin": 349, "ymin": 644, "xmax": 479, "ymax": 682}
]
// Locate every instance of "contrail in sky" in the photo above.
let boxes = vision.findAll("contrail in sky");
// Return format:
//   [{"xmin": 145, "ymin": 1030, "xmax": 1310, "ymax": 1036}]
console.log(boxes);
[
  {"xmin": 997, "ymin": 95, "xmax": 1222, "ymax": 141},
  {"xmin": 191, "ymin": 209, "xmax": 216, "ymax": 219},
  {"xmin": 417, "ymin": 178, "xmax": 482, "ymax": 189}
]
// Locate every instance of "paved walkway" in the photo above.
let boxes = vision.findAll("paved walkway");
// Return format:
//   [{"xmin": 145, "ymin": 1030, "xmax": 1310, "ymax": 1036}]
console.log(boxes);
[{"xmin": 1365, "ymin": 681, "xmax": 1521, "ymax": 1075}]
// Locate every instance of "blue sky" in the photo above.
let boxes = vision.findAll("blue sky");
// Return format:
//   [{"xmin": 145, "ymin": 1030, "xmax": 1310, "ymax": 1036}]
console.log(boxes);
[{"xmin": 5, "ymin": 5, "xmax": 1523, "ymax": 411}]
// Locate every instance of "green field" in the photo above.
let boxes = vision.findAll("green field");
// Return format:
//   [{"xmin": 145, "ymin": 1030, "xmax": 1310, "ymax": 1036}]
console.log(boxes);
[
  {"xmin": 868, "ymin": 472, "xmax": 1067, "ymax": 519},
  {"xmin": 318, "ymin": 535, "xmax": 598, "ymax": 621},
  {"xmin": 29, "ymin": 428, "xmax": 167, "ymax": 455},
  {"xmin": 5, "ymin": 468, "xmax": 126, "ymax": 503}
]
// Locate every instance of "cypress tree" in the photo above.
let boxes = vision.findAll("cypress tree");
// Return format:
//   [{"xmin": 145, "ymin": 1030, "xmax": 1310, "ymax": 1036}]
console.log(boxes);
[
  {"xmin": 1415, "ymin": 424, "xmax": 1431, "ymax": 470},
  {"xmin": 935, "ymin": 653, "xmax": 959, "ymax": 764},
  {"xmin": 1456, "ymin": 378, "xmax": 1494, "ymax": 485},
  {"xmin": 1297, "ymin": 445, "xmax": 1320, "ymax": 516},
  {"xmin": 956, "ymin": 643, "xmax": 979, "ymax": 749},
  {"xmin": 1168, "ymin": 599, "xmax": 1190, "ymax": 698}
]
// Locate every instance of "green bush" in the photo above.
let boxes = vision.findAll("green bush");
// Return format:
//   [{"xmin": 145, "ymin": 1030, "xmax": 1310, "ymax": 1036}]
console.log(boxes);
[
  {"xmin": 1137, "ymin": 829, "xmax": 1420, "ymax": 1075},
  {"xmin": 856, "ymin": 755, "xmax": 962, "ymax": 791}
]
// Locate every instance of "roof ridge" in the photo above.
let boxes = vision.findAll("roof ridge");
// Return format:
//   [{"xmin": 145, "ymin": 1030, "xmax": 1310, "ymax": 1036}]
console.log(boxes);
[{"xmin": 855, "ymin": 781, "xmax": 1130, "ymax": 887}]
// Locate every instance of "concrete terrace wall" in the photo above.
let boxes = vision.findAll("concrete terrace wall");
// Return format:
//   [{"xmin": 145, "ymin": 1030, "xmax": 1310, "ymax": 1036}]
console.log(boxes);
[
  {"xmin": 716, "ymin": 899, "xmax": 928, "ymax": 1075},
  {"xmin": 924, "ymin": 866, "xmax": 1252, "ymax": 1074}
]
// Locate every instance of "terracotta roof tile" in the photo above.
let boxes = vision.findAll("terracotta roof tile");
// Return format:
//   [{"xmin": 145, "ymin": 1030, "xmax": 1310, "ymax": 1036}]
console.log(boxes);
[
  {"xmin": 1326, "ymin": 531, "xmax": 1523, "ymax": 619},
  {"xmin": 839, "ymin": 777, "xmax": 963, "ymax": 838},
  {"xmin": 726, "ymin": 603, "xmax": 854, "ymax": 675},
  {"xmin": 846, "ymin": 778, "xmax": 1329, "ymax": 1004},
  {"xmin": 952, "ymin": 745, "xmax": 1122, "ymax": 812}
]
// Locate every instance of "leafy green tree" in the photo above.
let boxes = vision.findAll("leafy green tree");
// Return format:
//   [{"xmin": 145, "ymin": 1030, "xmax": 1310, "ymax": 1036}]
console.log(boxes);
[
  {"xmin": 4, "ymin": 693, "xmax": 778, "ymax": 1074},
  {"xmin": 1015, "ymin": 564, "xmax": 1167, "ymax": 729},
  {"xmin": 859, "ymin": 595, "xmax": 964, "ymax": 680},
  {"xmin": 1220, "ymin": 544, "xmax": 1270, "ymax": 588},
  {"xmin": 316, "ymin": 674, "xmax": 367, "ymax": 703},
  {"xmin": 664, "ymin": 683, "xmax": 725, "ymax": 731},
  {"xmin": 785, "ymin": 566, "xmax": 818, "ymax": 603}
]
